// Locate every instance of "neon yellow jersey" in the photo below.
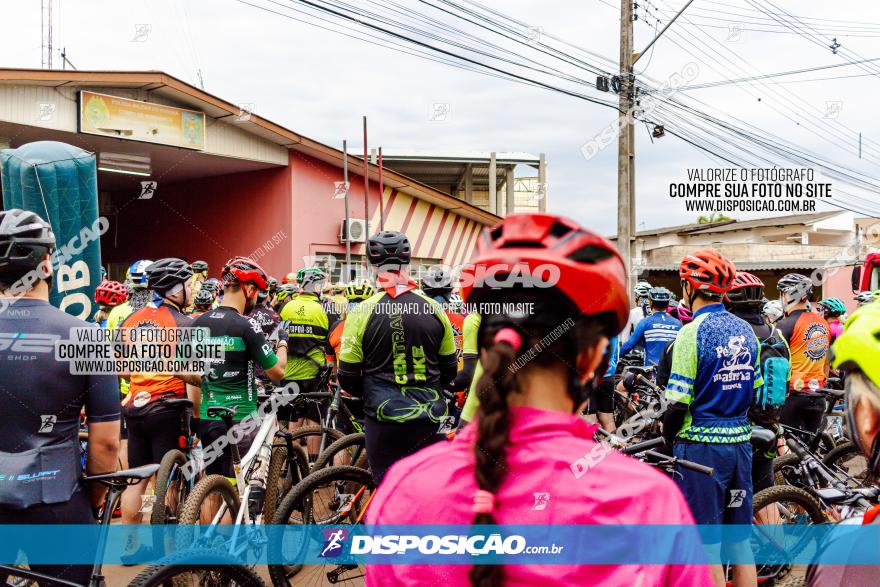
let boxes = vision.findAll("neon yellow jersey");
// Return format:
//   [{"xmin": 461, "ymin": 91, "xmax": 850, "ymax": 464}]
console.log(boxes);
[
  {"xmin": 460, "ymin": 361, "xmax": 483, "ymax": 422},
  {"xmin": 458, "ymin": 312, "xmax": 482, "ymax": 422},
  {"xmin": 279, "ymin": 292, "xmax": 329, "ymax": 380},
  {"xmin": 106, "ymin": 301, "xmax": 134, "ymax": 395},
  {"xmin": 462, "ymin": 312, "xmax": 481, "ymax": 356}
]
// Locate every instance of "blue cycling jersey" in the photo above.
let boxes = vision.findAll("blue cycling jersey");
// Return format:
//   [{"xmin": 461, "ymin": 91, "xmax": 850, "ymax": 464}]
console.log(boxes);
[
  {"xmin": 619, "ymin": 311, "xmax": 681, "ymax": 366},
  {"xmin": 665, "ymin": 303, "xmax": 764, "ymax": 444},
  {"xmin": 603, "ymin": 336, "xmax": 619, "ymax": 378}
]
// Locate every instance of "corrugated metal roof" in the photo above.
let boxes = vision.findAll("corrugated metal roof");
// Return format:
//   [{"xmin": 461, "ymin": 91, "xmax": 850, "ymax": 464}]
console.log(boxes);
[
  {"xmin": 686, "ymin": 211, "xmax": 842, "ymax": 235},
  {"xmin": 643, "ymin": 259, "xmax": 834, "ymax": 272},
  {"xmin": 619, "ymin": 211, "xmax": 845, "ymax": 240}
]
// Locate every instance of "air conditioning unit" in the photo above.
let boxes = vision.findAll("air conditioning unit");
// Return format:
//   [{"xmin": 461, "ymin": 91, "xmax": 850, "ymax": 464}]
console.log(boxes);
[{"xmin": 340, "ymin": 218, "xmax": 368, "ymax": 243}]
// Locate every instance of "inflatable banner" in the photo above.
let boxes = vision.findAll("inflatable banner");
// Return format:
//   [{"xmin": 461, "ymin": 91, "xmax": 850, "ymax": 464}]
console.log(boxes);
[{"xmin": 0, "ymin": 141, "xmax": 104, "ymax": 320}]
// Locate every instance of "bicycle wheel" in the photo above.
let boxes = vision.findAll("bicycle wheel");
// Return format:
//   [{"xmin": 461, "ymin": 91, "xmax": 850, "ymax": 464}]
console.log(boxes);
[
  {"xmin": 281, "ymin": 425, "xmax": 344, "ymax": 469},
  {"xmin": 129, "ymin": 548, "xmax": 266, "ymax": 586},
  {"xmin": 823, "ymin": 441, "xmax": 874, "ymax": 487},
  {"xmin": 151, "ymin": 450, "xmax": 192, "ymax": 525},
  {"xmin": 268, "ymin": 465, "xmax": 375, "ymax": 587},
  {"xmin": 312, "ymin": 433, "xmax": 368, "ymax": 471},
  {"xmin": 754, "ymin": 485, "xmax": 826, "ymax": 525},
  {"xmin": 751, "ymin": 485, "xmax": 825, "ymax": 585},
  {"xmin": 176, "ymin": 474, "xmax": 241, "ymax": 549},
  {"xmin": 263, "ymin": 444, "xmax": 309, "ymax": 523},
  {"xmin": 773, "ymin": 452, "xmax": 802, "ymax": 487}
]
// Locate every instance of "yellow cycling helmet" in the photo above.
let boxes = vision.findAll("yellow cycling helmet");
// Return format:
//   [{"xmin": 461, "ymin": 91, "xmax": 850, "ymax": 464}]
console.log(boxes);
[
  {"xmin": 832, "ymin": 301, "xmax": 880, "ymax": 388},
  {"xmin": 345, "ymin": 280, "xmax": 375, "ymax": 302}
]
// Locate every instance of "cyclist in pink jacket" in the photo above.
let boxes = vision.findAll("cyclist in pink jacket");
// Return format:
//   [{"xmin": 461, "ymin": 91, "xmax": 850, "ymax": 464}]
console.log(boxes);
[{"xmin": 367, "ymin": 214, "xmax": 714, "ymax": 586}]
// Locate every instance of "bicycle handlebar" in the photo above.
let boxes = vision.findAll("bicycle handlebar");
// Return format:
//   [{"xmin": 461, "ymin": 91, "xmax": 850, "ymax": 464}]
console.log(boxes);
[
  {"xmin": 621, "ymin": 436, "xmax": 666, "ymax": 455},
  {"xmin": 643, "ymin": 449, "xmax": 714, "ymax": 476}
]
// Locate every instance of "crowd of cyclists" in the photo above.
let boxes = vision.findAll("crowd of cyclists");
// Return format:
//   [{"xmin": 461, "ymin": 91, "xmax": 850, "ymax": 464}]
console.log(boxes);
[{"xmin": 2, "ymin": 204, "xmax": 880, "ymax": 586}]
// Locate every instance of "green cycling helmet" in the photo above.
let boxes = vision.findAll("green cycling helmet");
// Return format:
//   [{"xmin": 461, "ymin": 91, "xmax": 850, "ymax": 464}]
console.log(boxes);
[
  {"xmin": 832, "ymin": 302, "xmax": 880, "ymax": 388},
  {"xmin": 818, "ymin": 297, "xmax": 846, "ymax": 316},
  {"xmin": 296, "ymin": 267, "xmax": 326, "ymax": 289}
]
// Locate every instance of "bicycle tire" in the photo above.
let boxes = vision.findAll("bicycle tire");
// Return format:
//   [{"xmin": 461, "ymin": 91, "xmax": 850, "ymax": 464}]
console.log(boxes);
[
  {"xmin": 753, "ymin": 485, "xmax": 826, "ymax": 524},
  {"xmin": 312, "ymin": 432, "xmax": 367, "ymax": 471},
  {"xmin": 150, "ymin": 449, "xmax": 191, "ymax": 525},
  {"xmin": 175, "ymin": 474, "xmax": 241, "ymax": 548},
  {"xmin": 268, "ymin": 465, "xmax": 375, "ymax": 587},
  {"xmin": 822, "ymin": 441, "xmax": 874, "ymax": 486},
  {"xmin": 773, "ymin": 452, "xmax": 802, "ymax": 487},
  {"xmin": 773, "ymin": 575, "xmax": 806, "ymax": 587},
  {"xmin": 281, "ymin": 424, "xmax": 345, "ymax": 468},
  {"xmin": 263, "ymin": 445, "xmax": 308, "ymax": 523},
  {"xmin": 129, "ymin": 548, "xmax": 267, "ymax": 587}
]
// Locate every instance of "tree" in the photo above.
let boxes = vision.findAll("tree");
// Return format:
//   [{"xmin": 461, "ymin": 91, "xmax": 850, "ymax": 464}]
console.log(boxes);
[{"xmin": 697, "ymin": 212, "xmax": 734, "ymax": 224}]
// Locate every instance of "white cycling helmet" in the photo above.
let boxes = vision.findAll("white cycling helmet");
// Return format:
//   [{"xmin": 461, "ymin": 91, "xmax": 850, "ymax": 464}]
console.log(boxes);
[
  {"xmin": 763, "ymin": 299, "xmax": 784, "ymax": 323},
  {"xmin": 634, "ymin": 280, "xmax": 652, "ymax": 298}
]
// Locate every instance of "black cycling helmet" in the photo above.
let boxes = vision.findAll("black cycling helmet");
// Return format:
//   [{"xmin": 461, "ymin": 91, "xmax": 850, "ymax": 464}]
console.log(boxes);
[
  {"xmin": 366, "ymin": 231, "xmax": 411, "ymax": 267},
  {"xmin": 647, "ymin": 287, "xmax": 671, "ymax": 304},
  {"xmin": 191, "ymin": 260, "xmax": 208, "ymax": 273},
  {"xmin": 267, "ymin": 276, "xmax": 278, "ymax": 294},
  {"xmin": 0, "ymin": 208, "xmax": 56, "ymax": 273},
  {"xmin": 420, "ymin": 265, "xmax": 453, "ymax": 296},
  {"xmin": 147, "ymin": 258, "xmax": 193, "ymax": 294},
  {"xmin": 193, "ymin": 287, "xmax": 214, "ymax": 308}
]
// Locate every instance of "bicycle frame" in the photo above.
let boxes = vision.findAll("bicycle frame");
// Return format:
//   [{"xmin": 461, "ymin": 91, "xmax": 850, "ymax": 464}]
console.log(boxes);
[
  {"xmin": 198, "ymin": 409, "xmax": 280, "ymax": 558},
  {"xmin": 0, "ymin": 483, "xmax": 126, "ymax": 587}
]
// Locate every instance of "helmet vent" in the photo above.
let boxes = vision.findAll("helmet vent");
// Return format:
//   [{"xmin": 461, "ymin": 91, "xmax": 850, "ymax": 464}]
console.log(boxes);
[
  {"xmin": 499, "ymin": 240, "xmax": 543, "ymax": 249},
  {"xmin": 549, "ymin": 221, "xmax": 572, "ymax": 239},
  {"xmin": 567, "ymin": 244, "xmax": 614, "ymax": 264}
]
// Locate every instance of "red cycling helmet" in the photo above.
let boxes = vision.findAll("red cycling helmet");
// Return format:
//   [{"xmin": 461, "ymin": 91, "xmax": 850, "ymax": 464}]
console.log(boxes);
[
  {"xmin": 94, "ymin": 280, "xmax": 128, "ymax": 307},
  {"xmin": 679, "ymin": 249, "xmax": 736, "ymax": 296},
  {"xmin": 460, "ymin": 214, "xmax": 629, "ymax": 335},
  {"xmin": 726, "ymin": 271, "xmax": 765, "ymax": 304},
  {"xmin": 222, "ymin": 256, "xmax": 268, "ymax": 290}
]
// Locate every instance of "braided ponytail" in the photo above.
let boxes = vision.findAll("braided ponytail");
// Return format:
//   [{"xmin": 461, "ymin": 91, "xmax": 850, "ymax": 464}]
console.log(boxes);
[{"xmin": 469, "ymin": 331, "xmax": 519, "ymax": 587}]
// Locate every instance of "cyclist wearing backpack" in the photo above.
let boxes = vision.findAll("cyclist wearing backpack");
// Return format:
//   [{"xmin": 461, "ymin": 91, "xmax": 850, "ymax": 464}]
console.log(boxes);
[
  {"xmin": 366, "ymin": 214, "xmax": 713, "ymax": 586},
  {"xmin": 338, "ymin": 231, "xmax": 457, "ymax": 483},
  {"xmin": 663, "ymin": 250, "xmax": 762, "ymax": 587},
  {"xmin": 776, "ymin": 273, "xmax": 831, "ymax": 437},
  {"xmin": 618, "ymin": 287, "xmax": 681, "ymax": 367},
  {"xmin": 724, "ymin": 272, "xmax": 790, "ymax": 497}
]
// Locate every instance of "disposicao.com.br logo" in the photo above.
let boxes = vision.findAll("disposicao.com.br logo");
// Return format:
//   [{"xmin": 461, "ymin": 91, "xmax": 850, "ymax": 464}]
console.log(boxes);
[{"xmin": 349, "ymin": 533, "xmax": 564, "ymax": 556}]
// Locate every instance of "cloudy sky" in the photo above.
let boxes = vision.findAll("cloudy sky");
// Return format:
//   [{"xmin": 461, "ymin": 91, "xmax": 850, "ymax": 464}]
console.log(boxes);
[{"xmin": 3, "ymin": 0, "xmax": 879, "ymax": 234}]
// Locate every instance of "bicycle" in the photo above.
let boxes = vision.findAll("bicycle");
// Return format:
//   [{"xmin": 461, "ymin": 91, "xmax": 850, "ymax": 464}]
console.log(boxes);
[
  {"xmin": 0, "ymin": 464, "xmax": 265, "ymax": 586},
  {"xmin": 150, "ymin": 398, "xmax": 200, "ymax": 527},
  {"xmin": 176, "ymin": 387, "xmax": 313, "ymax": 557},
  {"xmin": 268, "ymin": 465, "xmax": 375, "ymax": 587}
]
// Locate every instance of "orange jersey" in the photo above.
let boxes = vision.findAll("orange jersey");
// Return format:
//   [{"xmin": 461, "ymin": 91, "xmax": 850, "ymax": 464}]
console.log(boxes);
[
  {"xmin": 446, "ymin": 310, "xmax": 465, "ymax": 370},
  {"xmin": 120, "ymin": 302, "xmax": 193, "ymax": 414},
  {"xmin": 778, "ymin": 310, "xmax": 830, "ymax": 392},
  {"xmin": 328, "ymin": 319, "xmax": 345, "ymax": 360}
]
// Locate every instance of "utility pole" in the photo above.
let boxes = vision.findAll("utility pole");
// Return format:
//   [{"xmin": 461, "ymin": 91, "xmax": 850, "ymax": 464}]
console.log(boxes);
[
  {"xmin": 618, "ymin": 0, "xmax": 693, "ymax": 297},
  {"xmin": 41, "ymin": 0, "xmax": 54, "ymax": 69},
  {"xmin": 343, "ymin": 140, "xmax": 351, "ymax": 280},
  {"xmin": 618, "ymin": 0, "xmax": 634, "ymax": 296}
]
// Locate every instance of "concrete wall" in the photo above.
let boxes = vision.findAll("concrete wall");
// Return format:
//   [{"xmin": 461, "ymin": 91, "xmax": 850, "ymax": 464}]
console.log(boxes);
[
  {"xmin": 104, "ymin": 165, "xmax": 292, "ymax": 278},
  {"xmin": 0, "ymin": 84, "xmax": 288, "ymax": 165},
  {"xmin": 289, "ymin": 150, "xmax": 486, "ymax": 276}
]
